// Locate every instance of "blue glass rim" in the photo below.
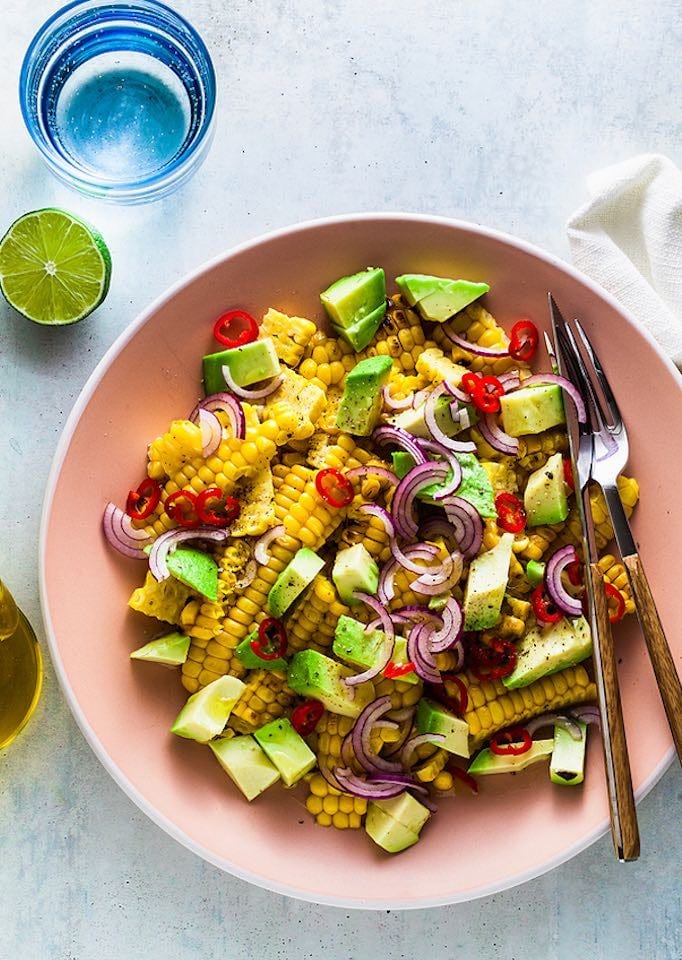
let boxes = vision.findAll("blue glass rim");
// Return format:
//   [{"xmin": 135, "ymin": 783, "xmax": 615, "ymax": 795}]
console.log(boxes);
[{"xmin": 19, "ymin": 0, "xmax": 217, "ymax": 203}]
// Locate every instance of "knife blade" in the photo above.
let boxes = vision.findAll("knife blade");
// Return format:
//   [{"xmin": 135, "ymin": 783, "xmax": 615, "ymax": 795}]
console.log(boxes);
[{"xmin": 548, "ymin": 293, "xmax": 639, "ymax": 862}]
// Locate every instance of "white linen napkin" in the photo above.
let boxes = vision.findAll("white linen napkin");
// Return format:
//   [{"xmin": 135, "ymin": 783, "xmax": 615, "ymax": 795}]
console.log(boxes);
[{"xmin": 566, "ymin": 153, "xmax": 682, "ymax": 370}]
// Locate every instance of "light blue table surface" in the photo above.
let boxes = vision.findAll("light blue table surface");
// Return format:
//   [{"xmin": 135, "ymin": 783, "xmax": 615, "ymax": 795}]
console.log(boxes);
[{"xmin": 1, "ymin": 1, "xmax": 680, "ymax": 957}]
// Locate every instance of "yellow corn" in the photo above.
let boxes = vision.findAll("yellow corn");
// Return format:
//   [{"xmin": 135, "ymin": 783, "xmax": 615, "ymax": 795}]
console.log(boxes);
[
  {"xmin": 459, "ymin": 665, "xmax": 597, "ymax": 749},
  {"xmin": 597, "ymin": 553, "xmax": 635, "ymax": 615},
  {"xmin": 558, "ymin": 476, "xmax": 639, "ymax": 553},
  {"xmin": 305, "ymin": 713, "xmax": 367, "ymax": 828},
  {"xmin": 416, "ymin": 346, "xmax": 468, "ymax": 387},
  {"xmin": 358, "ymin": 300, "xmax": 434, "ymax": 375},
  {"xmin": 298, "ymin": 330, "xmax": 356, "ymax": 391},
  {"xmin": 519, "ymin": 523, "xmax": 566, "ymax": 562},
  {"xmin": 517, "ymin": 429, "xmax": 569, "ymax": 471},
  {"xmin": 432, "ymin": 303, "xmax": 523, "ymax": 376},
  {"xmin": 263, "ymin": 367, "xmax": 327, "ymax": 443},
  {"xmin": 278, "ymin": 462, "xmax": 347, "ymax": 548},
  {"xmin": 339, "ymin": 508, "xmax": 392, "ymax": 564},
  {"xmin": 285, "ymin": 575, "xmax": 351, "ymax": 653},
  {"xmin": 373, "ymin": 674, "xmax": 423, "ymax": 712},
  {"xmin": 128, "ymin": 571, "xmax": 193, "ymax": 625},
  {"xmin": 306, "ymin": 432, "xmax": 376, "ymax": 473},
  {"xmin": 259, "ymin": 307, "xmax": 317, "ymax": 368},
  {"xmin": 228, "ymin": 669, "xmax": 295, "ymax": 733},
  {"xmin": 385, "ymin": 370, "xmax": 431, "ymax": 401},
  {"xmin": 229, "ymin": 463, "xmax": 276, "ymax": 536}
]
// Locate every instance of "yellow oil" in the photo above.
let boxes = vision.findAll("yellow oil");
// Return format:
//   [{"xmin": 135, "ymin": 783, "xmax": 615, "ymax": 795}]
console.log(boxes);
[{"xmin": 0, "ymin": 579, "xmax": 43, "ymax": 749}]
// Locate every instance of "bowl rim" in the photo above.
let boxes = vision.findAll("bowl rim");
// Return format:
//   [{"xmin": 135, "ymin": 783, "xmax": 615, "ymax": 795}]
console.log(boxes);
[{"xmin": 38, "ymin": 212, "xmax": 678, "ymax": 908}]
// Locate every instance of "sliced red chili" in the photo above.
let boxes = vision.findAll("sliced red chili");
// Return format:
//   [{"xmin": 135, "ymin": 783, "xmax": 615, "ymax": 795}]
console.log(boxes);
[
  {"xmin": 605, "ymin": 582, "xmax": 626, "ymax": 623},
  {"xmin": 495, "ymin": 491, "xmax": 527, "ymax": 534},
  {"xmin": 384, "ymin": 660, "xmax": 416, "ymax": 679},
  {"xmin": 566, "ymin": 559, "xmax": 584, "ymax": 586},
  {"xmin": 490, "ymin": 726, "xmax": 533, "ymax": 756},
  {"xmin": 164, "ymin": 490, "xmax": 200, "ymax": 528},
  {"xmin": 251, "ymin": 617, "xmax": 288, "ymax": 661},
  {"xmin": 531, "ymin": 584, "xmax": 562, "ymax": 624},
  {"xmin": 467, "ymin": 374, "xmax": 505, "ymax": 414},
  {"xmin": 508, "ymin": 319, "xmax": 539, "ymax": 363},
  {"xmin": 315, "ymin": 468, "xmax": 354, "ymax": 508},
  {"xmin": 562, "ymin": 456, "xmax": 575, "ymax": 492},
  {"xmin": 126, "ymin": 477, "xmax": 161, "ymax": 521},
  {"xmin": 291, "ymin": 699, "xmax": 324, "ymax": 736},
  {"xmin": 448, "ymin": 764, "xmax": 479, "ymax": 794},
  {"xmin": 469, "ymin": 636, "xmax": 518, "ymax": 681},
  {"xmin": 461, "ymin": 371, "xmax": 481, "ymax": 395},
  {"xmin": 441, "ymin": 673, "xmax": 469, "ymax": 715},
  {"xmin": 195, "ymin": 487, "xmax": 241, "ymax": 526},
  {"xmin": 213, "ymin": 309, "xmax": 259, "ymax": 348}
]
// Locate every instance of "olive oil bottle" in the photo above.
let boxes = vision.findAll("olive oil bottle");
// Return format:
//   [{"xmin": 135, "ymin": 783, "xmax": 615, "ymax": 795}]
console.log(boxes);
[{"xmin": 0, "ymin": 578, "xmax": 42, "ymax": 748}]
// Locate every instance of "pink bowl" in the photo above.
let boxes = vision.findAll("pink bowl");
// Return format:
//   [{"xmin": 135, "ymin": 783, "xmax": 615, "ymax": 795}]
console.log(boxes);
[{"xmin": 40, "ymin": 214, "xmax": 681, "ymax": 908}]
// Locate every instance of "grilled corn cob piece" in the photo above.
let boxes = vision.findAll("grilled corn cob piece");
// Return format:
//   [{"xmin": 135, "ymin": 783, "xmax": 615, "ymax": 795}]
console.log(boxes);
[
  {"xmin": 597, "ymin": 553, "xmax": 635, "ymax": 615},
  {"xmin": 259, "ymin": 307, "xmax": 317, "ymax": 368},
  {"xmin": 299, "ymin": 331, "xmax": 356, "ymax": 391},
  {"xmin": 305, "ymin": 713, "xmax": 366, "ymax": 828},
  {"xmin": 263, "ymin": 367, "xmax": 326, "ymax": 443},
  {"xmin": 359, "ymin": 300, "xmax": 435, "ymax": 375},
  {"xmin": 227, "ymin": 669, "xmax": 295, "ymax": 733},
  {"xmin": 432, "ymin": 303, "xmax": 522, "ymax": 376},
  {"xmin": 558, "ymin": 476, "xmax": 639, "ymax": 553},
  {"xmin": 460, "ymin": 665, "xmax": 597, "ymax": 749},
  {"xmin": 128, "ymin": 572, "xmax": 193, "ymax": 625},
  {"xmin": 416, "ymin": 346, "xmax": 468, "ymax": 387},
  {"xmin": 517, "ymin": 429, "xmax": 569, "ymax": 471},
  {"xmin": 519, "ymin": 523, "xmax": 566, "ymax": 562},
  {"xmin": 285, "ymin": 575, "xmax": 351, "ymax": 653},
  {"xmin": 306, "ymin": 432, "xmax": 377, "ymax": 473}
]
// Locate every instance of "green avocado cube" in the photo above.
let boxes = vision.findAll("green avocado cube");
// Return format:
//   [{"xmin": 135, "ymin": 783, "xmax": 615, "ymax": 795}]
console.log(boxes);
[
  {"xmin": 365, "ymin": 792, "xmax": 430, "ymax": 853},
  {"xmin": 549, "ymin": 720, "xmax": 588, "ymax": 786},
  {"xmin": 336, "ymin": 355, "xmax": 393, "ymax": 435},
  {"xmin": 332, "ymin": 614, "xmax": 388, "ymax": 669},
  {"xmin": 171, "ymin": 675, "xmax": 246, "ymax": 743},
  {"xmin": 321, "ymin": 267, "xmax": 386, "ymax": 328},
  {"xmin": 525, "ymin": 559, "xmax": 546, "ymax": 588},
  {"xmin": 503, "ymin": 616, "xmax": 592, "ymax": 689},
  {"xmin": 287, "ymin": 649, "xmax": 375, "ymax": 718},
  {"xmin": 415, "ymin": 698, "xmax": 470, "ymax": 757},
  {"xmin": 267, "ymin": 548, "xmax": 325, "ymax": 618},
  {"xmin": 203, "ymin": 337, "xmax": 281, "ymax": 394},
  {"xmin": 468, "ymin": 739, "xmax": 554, "ymax": 775},
  {"xmin": 253, "ymin": 717, "xmax": 316, "ymax": 786},
  {"xmin": 463, "ymin": 531, "xmax": 514, "ymax": 630},
  {"xmin": 209, "ymin": 735, "xmax": 280, "ymax": 800},
  {"xmin": 394, "ymin": 274, "xmax": 489, "ymax": 322},
  {"xmin": 332, "ymin": 544, "xmax": 379, "ymax": 605},
  {"xmin": 332, "ymin": 301, "xmax": 387, "ymax": 351},
  {"xmin": 524, "ymin": 452, "xmax": 569, "ymax": 526},
  {"xmin": 130, "ymin": 631, "xmax": 190, "ymax": 666},
  {"xmin": 500, "ymin": 384, "xmax": 566, "ymax": 437},
  {"xmin": 166, "ymin": 547, "xmax": 219, "ymax": 601},
  {"xmin": 235, "ymin": 630, "xmax": 288, "ymax": 671}
]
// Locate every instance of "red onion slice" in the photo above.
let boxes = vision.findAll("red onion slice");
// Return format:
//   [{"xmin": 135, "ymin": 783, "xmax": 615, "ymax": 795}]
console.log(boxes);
[
  {"xmin": 372, "ymin": 425, "xmax": 427, "ymax": 465},
  {"xmin": 234, "ymin": 558, "xmax": 257, "ymax": 590},
  {"xmin": 498, "ymin": 370, "xmax": 522, "ymax": 390},
  {"xmin": 382, "ymin": 385, "xmax": 414, "ymax": 410},
  {"xmin": 477, "ymin": 412, "xmax": 519, "ymax": 456},
  {"xmin": 428, "ymin": 596, "xmax": 464, "ymax": 652},
  {"xmin": 411, "ymin": 553, "xmax": 464, "ymax": 595},
  {"xmin": 526, "ymin": 712, "xmax": 584, "ymax": 741},
  {"xmin": 514, "ymin": 373, "xmax": 587, "ymax": 423},
  {"xmin": 221, "ymin": 365, "xmax": 283, "ymax": 400},
  {"xmin": 102, "ymin": 502, "xmax": 152, "ymax": 559},
  {"xmin": 442, "ymin": 325, "xmax": 510, "ymax": 357},
  {"xmin": 417, "ymin": 439, "xmax": 463, "ymax": 500},
  {"xmin": 424, "ymin": 385, "xmax": 477, "ymax": 453},
  {"xmin": 333, "ymin": 767, "xmax": 425, "ymax": 800},
  {"xmin": 392, "ymin": 461, "xmax": 451, "ymax": 538},
  {"xmin": 254, "ymin": 524, "xmax": 285, "ymax": 565},
  {"xmin": 389, "ymin": 540, "xmax": 440, "ymax": 575},
  {"xmin": 351, "ymin": 592, "xmax": 395, "ymax": 642},
  {"xmin": 442, "ymin": 496, "xmax": 484, "ymax": 558},
  {"xmin": 149, "ymin": 527, "xmax": 230, "ymax": 581},
  {"xmin": 443, "ymin": 380, "xmax": 471, "ymax": 403},
  {"xmin": 570, "ymin": 705, "xmax": 601, "ymax": 729},
  {"xmin": 545, "ymin": 544, "xmax": 582, "ymax": 617},
  {"xmin": 401, "ymin": 732, "xmax": 446, "ymax": 769},
  {"xmin": 350, "ymin": 696, "xmax": 403, "ymax": 772},
  {"xmin": 358, "ymin": 503, "xmax": 396, "ymax": 538},
  {"xmin": 198, "ymin": 408, "xmax": 222, "ymax": 458},
  {"xmin": 346, "ymin": 465, "xmax": 399, "ymax": 487},
  {"xmin": 407, "ymin": 624, "xmax": 442, "ymax": 684},
  {"xmin": 343, "ymin": 632, "xmax": 395, "ymax": 687},
  {"xmin": 189, "ymin": 392, "xmax": 245, "ymax": 440}
]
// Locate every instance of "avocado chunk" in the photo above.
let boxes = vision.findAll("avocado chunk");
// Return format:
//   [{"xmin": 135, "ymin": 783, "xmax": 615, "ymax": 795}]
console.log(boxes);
[
  {"xmin": 332, "ymin": 301, "xmax": 387, "ymax": 352},
  {"xmin": 287, "ymin": 649, "xmax": 375, "ymax": 718},
  {"xmin": 235, "ymin": 629, "xmax": 288, "ymax": 671},
  {"xmin": 394, "ymin": 274, "xmax": 490, "ymax": 322},
  {"xmin": 332, "ymin": 614, "xmax": 389, "ymax": 669},
  {"xmin": 130, "ymin": 631, "xmax": 190, "ymax": 666},
  {"xmin": 500, "ymin": 385, "xmax": 566, "ymax": 437},
  {"xmin": 463, "ymin": 531, "xmax": 514, "ymax": 630},
  {"xmin": 321, "ymin": 266, "xmax": 385, "ymax": 326},
  {"xmin": 267, "ymin": 547, "xmax": 325, "ymax": 617},
  {"xmin": 365, "ymin": 792, "xmax": 431, "ymax": 853},
  {"xmin": 332, "ymin": 543, "xmax": 379, "ymax": 605},
  {"xmin": 336, "ymin": 355, "xmax": 394, "ymax": 435},
  {"xmin": 171, "ymin": 675, "xmax": 246, "ymax": 743},
  {"xmin": 392, "ymin": 449, "xmax": 495, "ymax": 518},
  {"xmin": 203, "ymin": 337, "xmax": 281, "ymax": 394},
  {"xmin": 415, "ymin": 698, "xmax": 470, "ymax": 757},
  {"xmin": 524, "ymin": 452, "xmax": 569, "ymax": 527},
  {"xmin": 525, "ymin": 559, "xmax": 546, "ymax": 588},
  {"xmin": 166, "ymin": 547, "xmax": 219, "ymax": 602},
  {"xmin": 549, "ymin": 720, "xmax": 588, "ymax": 785},
  {"xmin": 253, "ymin": 717, "xmax": 317, "ymax": 786},
  {"xmin": 389, "ymin": 396, "xmax": 476, "ymax": 441},
  {"xmin": 468, "ymin": 739, "xmax": 554, "ymax": 775},
  {"xmin": 209, "ymin": 734, "xmax": 281, "ymax": 800},
  {"xmin": 503, "ymin": 616, "xmax": 592, "ymax": 689}
]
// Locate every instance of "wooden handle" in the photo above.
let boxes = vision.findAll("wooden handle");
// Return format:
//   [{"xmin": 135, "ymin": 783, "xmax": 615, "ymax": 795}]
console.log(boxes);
[
  {"xmin": 589, "ymin": 563, "xmax": 640, "ymax": 861},
  {"xmin": 622, "ymin": 553, "xmax": 682, "ymax": 763}
]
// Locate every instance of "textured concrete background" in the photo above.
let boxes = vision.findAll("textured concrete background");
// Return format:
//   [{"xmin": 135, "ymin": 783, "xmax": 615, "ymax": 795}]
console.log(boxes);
[{"xmin": 1, "ymin": 1, "xmax": 680, "ymax": 957}]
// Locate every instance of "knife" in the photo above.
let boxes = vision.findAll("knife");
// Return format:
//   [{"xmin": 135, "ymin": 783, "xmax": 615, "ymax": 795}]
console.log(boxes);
[{"xmin": 547, "ymin": 294, "xmax": 640, "ymax": 862}]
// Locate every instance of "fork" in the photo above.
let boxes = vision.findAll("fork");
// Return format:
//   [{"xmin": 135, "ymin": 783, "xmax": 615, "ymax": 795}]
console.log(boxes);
[{"xmin": 565, "ymin": 317, "xmax": 682, "ymax": 763}]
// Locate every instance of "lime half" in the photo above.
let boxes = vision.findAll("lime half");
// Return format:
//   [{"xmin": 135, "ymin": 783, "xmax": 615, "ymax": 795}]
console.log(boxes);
[{"xmin": 0, "ymin": 208, "xmax": 111, "ymax": 325}]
